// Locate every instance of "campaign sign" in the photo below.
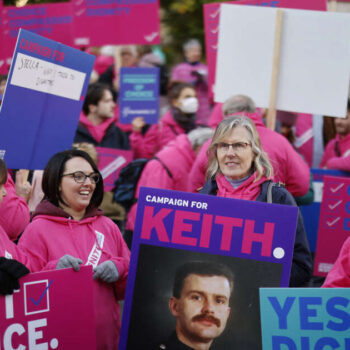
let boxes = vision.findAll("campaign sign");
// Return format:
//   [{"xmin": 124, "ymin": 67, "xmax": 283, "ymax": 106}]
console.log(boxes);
[
  {"xmin": 300, "ymin": 169, "xmax": 349, "ymax": 252},
  {"xmin": 314, "ymin": 175, "xmax": 350, "ymax": 277},
  {"xmin": 96, "ymin": 146, "xmax": 133, "ymax": 192},
  {"xmin": 119, "ymin": 187, "xmax": 298, "ymax": 349},
  {"xmin": 0, "ymin": 29, "xmax": 95, "ymax": 169},
  {"xmin": 203, "ymin": 0, "xmax": 327, "ymax": 99},
  {"xmin": 72, "ymin": 0, "xmax": 160, "ymax": 46},
  {"xmin": 119, "ymin": 67, "xmax": 160, "ymax": 125},
  {"xmin": 0, "ymin": 266, "xmax": 96, "ymax": 350},
  {"xmin": 1, "ymin": 1, "xmax": 74, "ymax": 63},
  {"xmin": 260, "ymin": 288, "xmax": 350, "ymax": 350}
]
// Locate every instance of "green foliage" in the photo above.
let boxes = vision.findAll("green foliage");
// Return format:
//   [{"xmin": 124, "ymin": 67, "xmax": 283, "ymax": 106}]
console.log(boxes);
[{"xmin": 160, "ymin": 0, "xmax": 224, "ymax": 66}]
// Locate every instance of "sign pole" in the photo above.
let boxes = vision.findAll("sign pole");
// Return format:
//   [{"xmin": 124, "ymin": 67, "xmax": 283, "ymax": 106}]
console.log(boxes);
[
  {"xmin": 329, "ymin": 0, "xmax": 337, "ymax": 12},
  {"xmin": 266, "ymin": 9, "xmax": 283, "ymax": 131}
]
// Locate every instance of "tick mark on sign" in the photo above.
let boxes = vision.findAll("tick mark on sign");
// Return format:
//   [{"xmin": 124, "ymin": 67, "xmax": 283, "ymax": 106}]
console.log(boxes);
[
  {"xmin": 326, "ymin": 217, "xmax": 340, "ymax": 227},
  {"xmin": 328, "ymin": 200, "xmax": 343, "ymax": 210},
  {"xmin": 330, "ymin": 183, "xmax": 344, "ymax": 193},
  {"xmin": 30, "ymin": 280, "xmax": 53, "ymax": 306}
]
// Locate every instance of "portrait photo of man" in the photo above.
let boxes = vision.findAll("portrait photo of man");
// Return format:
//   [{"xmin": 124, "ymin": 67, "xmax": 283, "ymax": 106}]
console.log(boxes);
[
  {"xmin": 124, "ymin": 244, "xmax": 282, "ymax": 350},
  {"xmin": 159, "ymin": 261, "xmax": 233, "ymax": 350}
]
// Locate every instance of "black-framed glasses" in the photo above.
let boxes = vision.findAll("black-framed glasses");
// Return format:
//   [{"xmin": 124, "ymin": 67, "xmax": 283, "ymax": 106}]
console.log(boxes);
[
  {"xmin": 62, "ymin": 171, "xmax": 100, "ymax": 184},
  {"xmin": 216, "ymin": 142, "xmax": 251, "ymax": 153}
]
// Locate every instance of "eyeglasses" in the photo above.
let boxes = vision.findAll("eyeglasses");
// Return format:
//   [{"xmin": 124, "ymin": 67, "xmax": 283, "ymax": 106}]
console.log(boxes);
[
  {"xmin": 216, "ymin": 142, "xmax": 251, "ymax": 153},
  {"xmin": 62, "ymin": 171, "xmax": 100, "ymax": 184}
]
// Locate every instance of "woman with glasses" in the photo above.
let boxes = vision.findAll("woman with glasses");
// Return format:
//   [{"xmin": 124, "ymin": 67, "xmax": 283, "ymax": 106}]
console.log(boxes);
[
  {"xmin": 200, "ymin": 116, "xmax": 312, "ymax": 287},
  {"xmin": 18, "ymin": 149, "xmax": 130, "ymax": 350}
]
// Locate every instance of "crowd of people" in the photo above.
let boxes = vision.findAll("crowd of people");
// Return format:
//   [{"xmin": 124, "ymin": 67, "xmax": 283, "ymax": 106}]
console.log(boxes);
[{"xmin": 0, "ymin": 39, "xmax": 350, "ymax": 349}]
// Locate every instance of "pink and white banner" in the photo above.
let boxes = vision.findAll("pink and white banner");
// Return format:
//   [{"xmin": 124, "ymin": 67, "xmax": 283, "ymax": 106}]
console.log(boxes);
[
  {"xmin": 314, "ymin": 175, "xmax": 350, "ymax": 277},
  {"xmin": 0, "ymin": 266, "xmax": 96, "ymax": 350},
  {"xmin": 203, "ymin": 0, "xmax": 327, "ymax": 100},
  {"xmin": 96, "ymin": 147, "xmax": 133, "ymax": 192}
]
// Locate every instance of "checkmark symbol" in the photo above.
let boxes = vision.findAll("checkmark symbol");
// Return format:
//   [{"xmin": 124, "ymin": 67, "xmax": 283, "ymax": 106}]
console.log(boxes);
[
  {"xmin": 30, "ymin": 280, "xmax": 53, "ymax": 306},
  {"xmin": 210, "ymin": 8, "xmax": 220, "ymax": 18},
  {"xmin": 328, "ymin": 200, "xmax": 343, "ymax": 210},
  {"xmin": 330, "ymin": 183, "xmax": 344, "ymax": 193},
  {"xmin": 326, "ymin": 217, "xmax": 340, "ymax": 227}
]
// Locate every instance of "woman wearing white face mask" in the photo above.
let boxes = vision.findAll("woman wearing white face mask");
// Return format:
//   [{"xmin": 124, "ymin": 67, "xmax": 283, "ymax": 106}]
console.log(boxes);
[{"xmin": 129, "ymin": 81, "xmax": 200, "ymax": 159}]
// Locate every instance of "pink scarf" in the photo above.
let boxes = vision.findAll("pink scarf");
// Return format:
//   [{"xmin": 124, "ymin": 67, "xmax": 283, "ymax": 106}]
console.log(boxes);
[
  {"xmin": 216, "ymin": 172, "xmax": 269, "ymax": 201},
  {"xmin": 79, "ymin": 113, "xmax": 115, "ymax": 144}
]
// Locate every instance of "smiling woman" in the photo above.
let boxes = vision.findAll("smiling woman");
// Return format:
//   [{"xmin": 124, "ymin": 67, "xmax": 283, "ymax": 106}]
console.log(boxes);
[{"xmin": 18, "ymin": 149, "xmax": 130, "ymax": 350}]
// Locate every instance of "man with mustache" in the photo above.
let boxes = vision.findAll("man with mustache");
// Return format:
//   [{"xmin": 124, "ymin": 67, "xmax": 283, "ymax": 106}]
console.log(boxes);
[{"xmin": 158, "ymin": 261, "xmax": 233, "ymax": 350}]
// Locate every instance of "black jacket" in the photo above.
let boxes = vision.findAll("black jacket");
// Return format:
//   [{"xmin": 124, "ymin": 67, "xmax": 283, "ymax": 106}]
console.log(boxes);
[
  {"xmin": 200, "ymin": 179, "xmax": 312, "ymax": 287},
  {"xmin": 74, "ymin": 122, "xmax": 130, "ymax": 150}
]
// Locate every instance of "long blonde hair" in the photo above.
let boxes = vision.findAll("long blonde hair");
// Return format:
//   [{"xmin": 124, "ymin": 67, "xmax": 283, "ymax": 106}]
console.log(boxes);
[{"xmin": 206, "ymin": 116, "xmax": 273, "ymax": 181}]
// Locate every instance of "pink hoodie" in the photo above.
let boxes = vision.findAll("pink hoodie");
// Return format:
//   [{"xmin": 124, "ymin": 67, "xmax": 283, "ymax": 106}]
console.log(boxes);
[
  {"xmin": 127, "ymin": 134, "xmax": 196, "ymax": 231},
  {"xmin": 0, "ymin": 175, "xmax": 30, "ymax": 241},
  {"xmin": 322, "ymin": 236, "xmax": 350, "ymax": 288},
  {"xmin": 320, "ymin": 133, "xmax": 350, "ymax": 172},
  {"xmin": 188, "ymin": 113, "xmax": 310, "ymax": 197},
  {"xmin": 19, "ymin": 201, "xmax": 130, "ymax": 350},
  {"xmin": 79, "ymin": 113, "xmax": 115, "ymax": 144}
]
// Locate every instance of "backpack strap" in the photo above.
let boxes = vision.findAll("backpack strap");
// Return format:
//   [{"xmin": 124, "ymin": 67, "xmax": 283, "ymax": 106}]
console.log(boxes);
[
  {"xmin": 153, "ymin": 156, "xmax": 173, "ymax": 179},
  {"xmin": 267, "ymin": 181, "xmax": 274, "ymax": 204}
]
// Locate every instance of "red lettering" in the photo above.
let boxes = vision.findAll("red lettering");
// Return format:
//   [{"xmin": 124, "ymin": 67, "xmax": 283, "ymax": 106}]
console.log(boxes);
[
  {"xmin": 172, "ymin": 210, "xmax": 200, "ymax": 246},
  {"xmin": 215, "ymin": 216, "xmax": 243, "ymax": 251},
  {"xmin": 199, "ymin": 214, "xmax": 213, "ymax": 248}
]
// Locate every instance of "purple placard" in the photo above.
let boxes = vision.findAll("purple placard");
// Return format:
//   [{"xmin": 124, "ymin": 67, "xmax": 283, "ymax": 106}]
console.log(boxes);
[
  {"xmin": 119, "ymin": 187, "xmax": 298, "ymax": 349},
  {"xmin": 72, "ymin": 0, "xmax": 160, "ymax": 46},
  {"xmin": 203, "ymin": 0, "xmax": 327, "ymax": 100}
]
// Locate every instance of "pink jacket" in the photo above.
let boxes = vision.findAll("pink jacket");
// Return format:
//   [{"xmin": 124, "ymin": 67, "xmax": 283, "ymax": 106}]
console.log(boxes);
[
  {"xmin": 320, "ymin": 133, "xmax": 350, "ymax": 172},
  {"xmin": 0, "ymin": 175, "xmax": 30, "ymax": 241},
  {"xmin": 127, "ymin": 134, "xmax": 196, "ymax": 231},
  {"xmin": 171, "ymin": 62, "xmax": 212, "ymax": 125},
  {"xmin": 129, "ymin": 110, "xmax": 186, "ymax": 159},
  {"xmin": 188, "ymin": 113, "xmax": 310, "ymax": 197},
  {"xmin": 19, "ymin": 201, "xmax": 130, "ymax": 350},
  {"xmin": 208, "ymin": 102, "xmax": 224, "ymax": 129},
  {"xmin": 322, "ymin": 236, "xmax": 350, "ymax": 288}
]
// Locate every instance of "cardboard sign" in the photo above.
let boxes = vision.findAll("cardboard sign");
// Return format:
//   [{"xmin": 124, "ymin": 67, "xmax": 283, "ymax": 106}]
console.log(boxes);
[
  {"xmin": 215, "ymin": 5, "xmax": 350, "ymax": 117},
  {"xmin": 96, "ymin": 146, "xmax": 133, "ymax": 192},
  {"xmin": 0, "ymin": 29, "xmax": 95, "ymax": 169},
  {"xmin": 0, "ymin": 266, "xmax": 96, "ymax": 350},
  {"xmin": 314, "ymin": 175, "xmax": 350, "ymax": 276},
  {"xmin": 119, "ymin": 187, "xmax": 298, "ymax": 349},
  {"xmin": 72, "ymin": 0, "xmax": 160, "ymax": 46},
  {"xmin": 300, "ymin": 169, "xmax": 349, "ymax": 252},
  {"xmin": 260, "ymin": 288, "xmax": 350, "ymax": 350},
  {"xmin": 203, "ymin": 0, "xmax": 327, "ymax": 99},
  {"xmin": 119, "ymin": 67, "xmax": 160, "ymax": 125}
]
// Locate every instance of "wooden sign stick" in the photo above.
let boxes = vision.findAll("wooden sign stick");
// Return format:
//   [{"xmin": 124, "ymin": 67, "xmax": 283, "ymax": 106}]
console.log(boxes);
[
  {"xmin": 329, "ymin": 0, "xmax": 337, "ymax": 12},
  {"xmin": 266, "ymin": 9, "xmax": 283, "ymax": 131}
]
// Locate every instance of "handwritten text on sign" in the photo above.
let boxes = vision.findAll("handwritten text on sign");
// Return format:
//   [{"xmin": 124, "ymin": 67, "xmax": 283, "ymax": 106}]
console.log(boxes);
[{"xmin": 11, "ymin": 52, "xmax": 86, "ymax": 101}]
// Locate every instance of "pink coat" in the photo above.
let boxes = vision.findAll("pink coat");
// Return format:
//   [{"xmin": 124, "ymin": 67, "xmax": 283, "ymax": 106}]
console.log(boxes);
[
  {"xmin": 127, "ymin": 134, "xmax": 196, "ymax": 231},
  {"xmin": 322, "ymin": 236, "xmax": 350, "ymax": 288},
  {"xmin": 320, "ymin": 133, "xmax": 350, "ymax": 172},
  {"xmin": 0, "ymin": 175, "xmax": 30, "ymax": 241},
  {"xmin": 129, "ymin": 110, "xmax": 186, "ymax": 159},
  {"xmin": 19, "ymin": 201, "xmax": 130, "ymax": 350},
  {"xmin": 171, "ymin": 62, "xmax": 212, "ymax": 125},
  {"xmin": 188, "ymin": 113, "xmax": 310, "ymax": 197}
]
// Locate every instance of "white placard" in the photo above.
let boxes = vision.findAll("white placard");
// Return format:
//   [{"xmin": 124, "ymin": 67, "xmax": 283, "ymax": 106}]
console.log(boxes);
[
  {"xmin": 10, "ymin": 52, "xmax": 86, "ymax": 101},
  {"xmin": 215, "ymin": 4, "xmax": 350, "ymax": 117}
]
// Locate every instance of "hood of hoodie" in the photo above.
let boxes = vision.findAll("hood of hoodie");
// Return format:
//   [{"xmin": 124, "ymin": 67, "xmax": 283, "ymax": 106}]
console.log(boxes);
[
  {"xmin": 226, "ymin": 111, "xmax": 265, "ymax": 129},
  {"xmin": 78, "ymin": 113, "xmax": 115, "ymax": 144},
  {"xmin": 32, "ymin": 199, "xmax": 103, "ymax": 223}
]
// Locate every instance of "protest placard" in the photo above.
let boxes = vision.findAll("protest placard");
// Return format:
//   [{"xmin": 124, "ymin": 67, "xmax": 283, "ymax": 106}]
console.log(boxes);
[
  {"xmin": 119, "ymin": 187, "xmax": 298, "ymax": 349},
  {"xmin": 96, "ymin": 146, "xmax": 133, "ymax": 192},
  {"xmin": 0, "ymin": 29, "xmax": 95, "ymax": 169},
  {"xmin": 314, "ymin": 175, "xmax": 350, "ymax": 276},
  {"xmin": 260, "ymin": 288, "xmax": 350, "ymax": 349},
  {"xmin": 72, "ymin": 0, "xmax": 160, "ymax": 46},
  {"xmin": 119, "ymin": 67, "xmax": 160, "ymax": 125},
  {"xmin": 215, "ymin": 5, "xmax": 350, "ymax": 117},
  {"xmin": 203, "ymin": 0, "xmax": 327, "ymax": 100},
  {"xmin": 300, "ymin": 169, "xmax": 349, "ymax": 252},
  {"xmin": 0, "ymin": 266, "xmax": 96, "ymax": 349}
]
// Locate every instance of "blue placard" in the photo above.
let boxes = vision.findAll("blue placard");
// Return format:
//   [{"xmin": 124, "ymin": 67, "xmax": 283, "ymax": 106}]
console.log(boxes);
[
  {"xmin": 301, "ymin": 169, "xmax": 350, "ymax": 252},
  {"xmin": 119, "ymin": 187, "xmax": 298, "ymax": 350},
  {"xmin": 0, "ymin": 29, "xmax": 95, "ymax": 170},
  {"xmin": 260, "ymin": 288, "xmax": 350, "ymax": 350},
  {"xmin": 119, "ymin": 67, "xmax": 160, "ymax": 124}
]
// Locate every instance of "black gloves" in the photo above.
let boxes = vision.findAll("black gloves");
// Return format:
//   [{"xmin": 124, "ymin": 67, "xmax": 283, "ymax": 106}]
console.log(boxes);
[{"xmin": 0, "ymin": 257, "xmax": 30, "ymax": 295}]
